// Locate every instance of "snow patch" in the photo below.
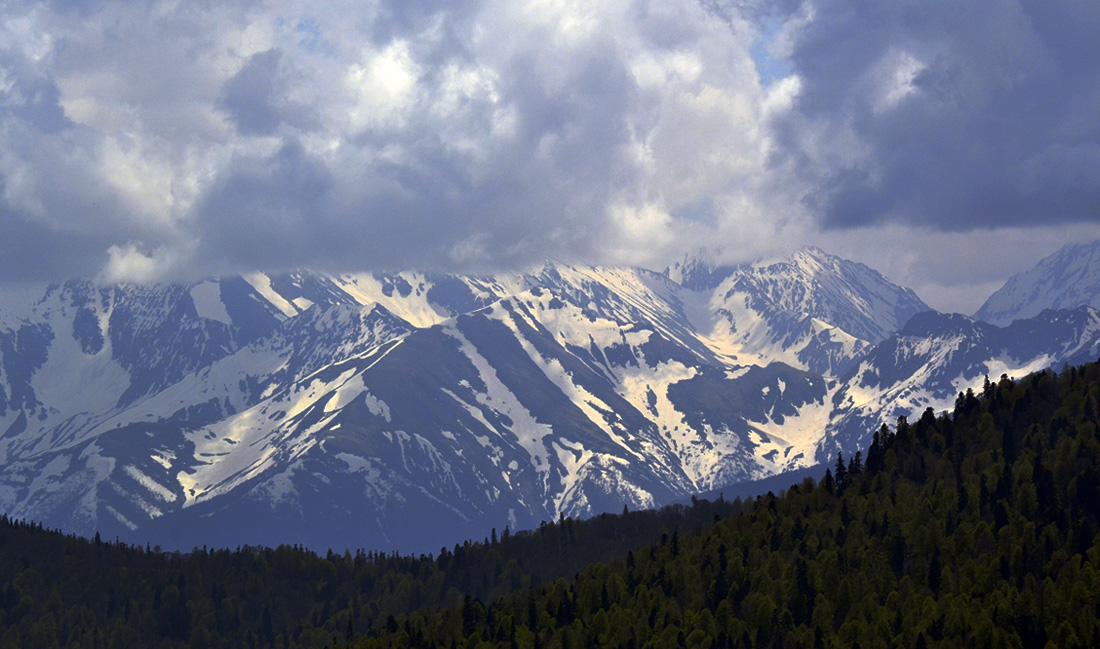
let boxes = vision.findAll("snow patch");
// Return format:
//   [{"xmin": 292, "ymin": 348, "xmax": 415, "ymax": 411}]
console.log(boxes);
[
  {"xmin": 242, "ymin": 272, "xmax": 298, "ymax": 319},
  {"xmin": 189, "ymin": 282, "xmax": 232, "ymax": 325},
  {"xmin": 331, "ymin": 273, "xmax": 449, "ymax": 328},
  {"xmin": 26, "ymin": 455, "xmax": 71, "ymax": 498},
  {"xmin": 447, "ymin": 325, "xmax": 554, "ymax": 475},
  {"xmin": 151, "ymin": 450, "xmax": 175, "ymax": 470},
  {"xmin": 337, "ymin": 452, "xmax": 370, "ymax": 472},
  {"xmin": 105, "ymin": 505, "xmax": 138, "ymax": 531},
  {"xmin": 123, "ymin": 464, "xmax": 177, "ymax": 503}
]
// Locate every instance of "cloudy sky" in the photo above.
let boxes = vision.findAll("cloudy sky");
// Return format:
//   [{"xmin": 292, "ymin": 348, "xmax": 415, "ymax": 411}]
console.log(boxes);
[{"xmin": 1, "ymin": 0, "xmax": 1098, "ymax": 313}]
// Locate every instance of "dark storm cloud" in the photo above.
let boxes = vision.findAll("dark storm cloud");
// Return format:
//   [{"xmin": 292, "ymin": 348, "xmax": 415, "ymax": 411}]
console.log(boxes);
[
  {"xmin": 219, "ymin": 49, "xmax": 284, "ymax": 136},
  {"xmin": 196, "ymin": 142, "xmax": 334, "ymax": 268},
  {"xmin": 0, "ymin": 212, "xmax": 107, "ymax": 281},
  {"xmin": 775, "ymin": 0, "xmax": 1100, "ymax": 230},
  {"xmin": 0, "ymin": 39, "xmax": 163, "ymax": 281}
]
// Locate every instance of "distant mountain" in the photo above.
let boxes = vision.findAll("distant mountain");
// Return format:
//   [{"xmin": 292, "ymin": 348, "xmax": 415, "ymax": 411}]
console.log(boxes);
[
  {"xmin": 822, "ymin": 307, "xmax": 1100, "ymax": 457},
  {"xmin": 667, "ymin": 247, "xmax": 929, "ymax": 375},
  {"xmin": 719, "ymin": 247, "xmax": 929, "ymax": 343},
  {"xmin": 974, "ymin": 239, "xmax": 1100, "ymax": 326},
  {"xmin": 2, "ymin": 246, "xmax": 1097, "ymax": 554}
]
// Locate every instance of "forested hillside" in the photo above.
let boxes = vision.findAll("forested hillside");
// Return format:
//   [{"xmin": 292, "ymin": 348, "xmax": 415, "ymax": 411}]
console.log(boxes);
[
  {"xmin": 345, "ymin": 367, "xmax": 1100, "ymax": 648},
  {"xmin": 4, "ymin": 361, "xmax": 1100, "ymax": 648},
  {"xmin": 0, "ymin": 487, "xmax": 736, "ymax": 648}
]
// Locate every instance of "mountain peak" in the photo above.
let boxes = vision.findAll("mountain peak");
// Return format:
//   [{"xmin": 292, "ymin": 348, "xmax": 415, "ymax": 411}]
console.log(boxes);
[
  {"xmin": 777, "ymin": 246, "xmax": 840, "ymax": 277},
  {"xmin": 663, "ymin": 249, "xmax": 733, "ymax": 290},
  {"xmin": 791, "ymin": 244, "xmax": 829, "ymax": 260},
  {"xmin": 974, "ymin": 240, "xmax": 1100, "ymax": 326},
  {"xmin": 664, "ymin": 246, "xmax": 834, "ymax": 291},
  {"xmin": 722, "ymin": 247, "xmax": 930, "ymax": 343}
]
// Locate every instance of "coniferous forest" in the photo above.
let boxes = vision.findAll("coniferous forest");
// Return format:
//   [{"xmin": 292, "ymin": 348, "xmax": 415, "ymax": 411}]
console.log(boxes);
[{"xmin": 5, "ymin": 362, "xmax": 1100, "ymax": 648}]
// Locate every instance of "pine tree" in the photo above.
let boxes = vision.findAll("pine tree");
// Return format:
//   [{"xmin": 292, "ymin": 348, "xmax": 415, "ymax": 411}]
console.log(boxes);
[{"xmin": 834, "ymin": 452, "xmax": 848, "ymax": 493}]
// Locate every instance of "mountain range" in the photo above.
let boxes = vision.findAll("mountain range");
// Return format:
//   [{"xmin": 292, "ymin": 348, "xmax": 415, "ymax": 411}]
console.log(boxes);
[{"xmin": 2, "ymin": 242, "xmax": 1100, "ymax": 553}]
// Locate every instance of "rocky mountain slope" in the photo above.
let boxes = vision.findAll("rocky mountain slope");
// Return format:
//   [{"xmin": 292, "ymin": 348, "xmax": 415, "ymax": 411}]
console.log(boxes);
[{"xmin": 0, "ymin": 246, "xmax": 1094, "ymax": 553}]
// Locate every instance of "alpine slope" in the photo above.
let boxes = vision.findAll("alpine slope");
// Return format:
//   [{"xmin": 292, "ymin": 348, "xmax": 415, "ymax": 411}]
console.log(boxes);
[{"xmin": 2, "ymin": 245, "xmax": 1098, "ymax": 553}]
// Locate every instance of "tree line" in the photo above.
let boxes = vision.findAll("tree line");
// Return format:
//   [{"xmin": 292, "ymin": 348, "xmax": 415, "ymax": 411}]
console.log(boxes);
[
  {"xmin": 0, "ymin": 472, "xmax": 737, "ymax": 648},
  {"xmin": 4, "ymin": 361, "xmax": 1100, "ymax": 647}
]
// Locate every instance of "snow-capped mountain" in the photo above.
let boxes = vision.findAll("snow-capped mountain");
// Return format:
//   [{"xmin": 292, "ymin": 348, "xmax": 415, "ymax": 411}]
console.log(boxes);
[
  {"xmin": 686, "ymin": 247, "xmax": 928, "ymax": 342},
  {"xmin": 822, "ymin": 307, "xmax": 1100, "ymax": 457},
  {"xmin": 1, "ymin": 246, "xmax": 1093, "ymax": 554},
  {"xmin": 974, "ymin": 240, "xmax": 1100, "ymax": 326},
  {"xmin": 668, "ymin": 247, "xmax": 928, "ymax": 376}
]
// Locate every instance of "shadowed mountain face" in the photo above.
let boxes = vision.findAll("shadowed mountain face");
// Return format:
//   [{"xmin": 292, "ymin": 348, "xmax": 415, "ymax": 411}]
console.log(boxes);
[{"xmin": 0, "ymin": 247, "xmax": 1095, "ymax": 554}]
